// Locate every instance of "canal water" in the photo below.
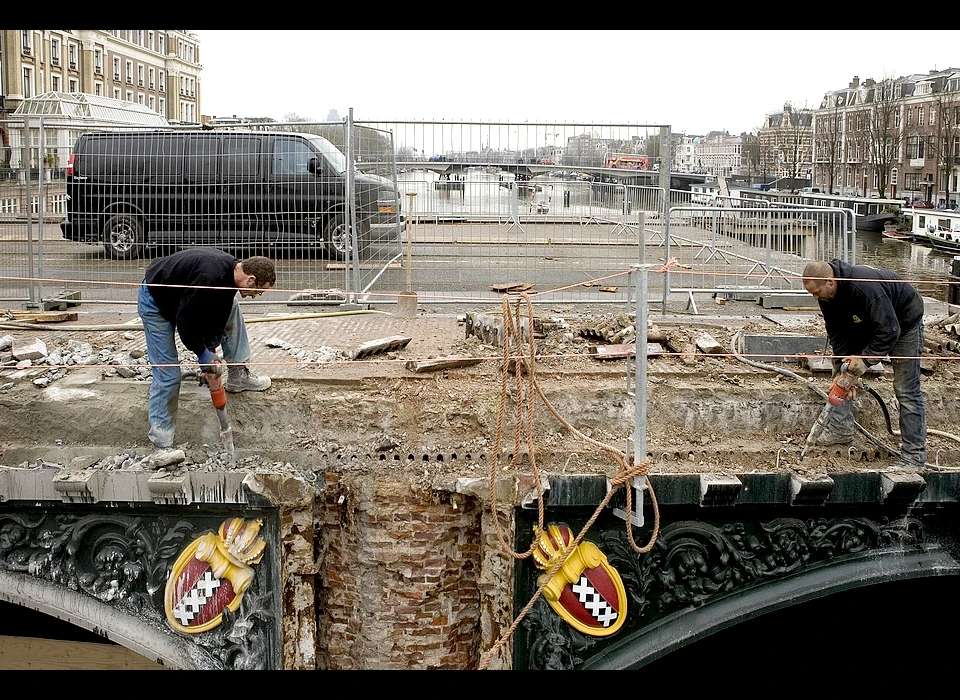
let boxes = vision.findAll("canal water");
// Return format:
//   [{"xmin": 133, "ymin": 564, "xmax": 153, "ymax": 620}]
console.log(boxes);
[
  {"xmin": 854, "ymin": 229, "xmax": 957, "ymax": 302},
  {"xmin": 398, "ymin": 168, "xmax": 958, "ymax": 302}
]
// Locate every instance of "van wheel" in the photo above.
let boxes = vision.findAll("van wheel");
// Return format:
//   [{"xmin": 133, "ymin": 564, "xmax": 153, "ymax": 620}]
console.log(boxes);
[
  {"xmin": 324, "ymin": 215, "xmax": 352, "ymax": 261},
  {"xmin": 103, "ymin": 214, "xmax": 144, "ymax": 259}
]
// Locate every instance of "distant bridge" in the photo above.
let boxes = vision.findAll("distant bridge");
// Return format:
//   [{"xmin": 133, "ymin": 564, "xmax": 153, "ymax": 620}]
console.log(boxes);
[{"xmin": 359, "ymin": 160, "xmax": 710, "ymax": 190}]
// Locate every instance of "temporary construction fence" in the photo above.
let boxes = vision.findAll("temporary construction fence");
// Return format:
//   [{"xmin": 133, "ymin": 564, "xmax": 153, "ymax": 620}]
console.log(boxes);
[{"xmin": 0, "ymin": 114, "xmax": 857, "ymax": 311}]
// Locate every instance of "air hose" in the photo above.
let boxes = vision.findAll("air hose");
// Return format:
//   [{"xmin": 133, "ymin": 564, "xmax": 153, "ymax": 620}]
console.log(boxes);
[{"xmin": 729, "ymin": 329, "xmax": 899, "ymax": 459}]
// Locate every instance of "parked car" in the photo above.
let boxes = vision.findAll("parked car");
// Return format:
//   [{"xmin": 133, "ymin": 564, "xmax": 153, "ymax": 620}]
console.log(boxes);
[
  {"xmin": 908, "ymin": 198, "xmax": 934, "ymax": 209},
  {"xmin": 61, "ymin": 130, "xmax": 402, "ymax": 260}
]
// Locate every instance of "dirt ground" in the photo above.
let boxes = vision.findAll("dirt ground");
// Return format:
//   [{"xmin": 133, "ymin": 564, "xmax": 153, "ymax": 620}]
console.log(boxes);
[{"xmin": 3, "ymin": 298, "xmax": 960, "ymax": 492}]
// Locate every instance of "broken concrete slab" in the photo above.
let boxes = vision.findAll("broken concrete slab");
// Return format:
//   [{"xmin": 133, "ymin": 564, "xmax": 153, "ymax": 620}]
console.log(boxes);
[
  {"xmin": 350, "ymin": 335, "xmax": 412, "ymax": 360},
  {"xmin": 12, "ymin": 338, "xmax": 47, "ymax": 361},
  {"xmin": 405, "ymin": 357, "xmax": 483, "ymax": 373},
  {"xmin": 694, "ymin": 331, "xmax": 723, "ymax": 354},
  {"xmin": 759, "ymin": 293, "xmax": 819, "ymax": 309},
  {"xmin": 589, "ymin": 343, "xmax": 665, "ymax": 360}
]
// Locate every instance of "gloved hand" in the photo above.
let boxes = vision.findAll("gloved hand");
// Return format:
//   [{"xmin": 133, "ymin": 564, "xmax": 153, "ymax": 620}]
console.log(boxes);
[
  {"xmin": 202, "ymin": 357, "xmax": 226, "ymax": 378},
  {"xmin": 842, "ymin": 357, "xmax": 867, "ymax": 377},
  {"xmin": 197, "ymin": 349, "xmax": 223, "ymax": 376}
]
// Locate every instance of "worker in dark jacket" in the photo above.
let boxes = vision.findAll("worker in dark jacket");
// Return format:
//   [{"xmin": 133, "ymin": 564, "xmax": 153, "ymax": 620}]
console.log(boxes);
[
  {"xmin": 137, "ymin": 248, "xmax": 276, "ymax": 467},
  {"xmin": 802, "ymin": 259, "xmax": 926, "ymax": 469}
]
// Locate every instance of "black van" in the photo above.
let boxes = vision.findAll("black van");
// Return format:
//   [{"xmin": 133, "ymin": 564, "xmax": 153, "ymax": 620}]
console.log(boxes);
[{"xmin": 60, "ymin": 130, "xmax": 402, "ymax": 260}]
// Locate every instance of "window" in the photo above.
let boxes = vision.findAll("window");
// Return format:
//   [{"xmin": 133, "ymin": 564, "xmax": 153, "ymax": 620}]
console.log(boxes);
[
  {"xmin": 223, "ymin": 136, "xmax": 261, "ymax": 180},
  {"xmin": 148, "ymin": 31, "xmax": 155, "ymax": 52},
  {"xmin": 51, "ymin": 75, "xmax": 60, "ymax": 91},
  {"xmin": 149, "ymin": 95, "xmax": 155, "ymax": 110},
  {"xmin": 94, "ymin": 48, "xmax": 102, "ymax": 74},
  {"xmin": 919, "ymin": 106, "xmax": 924, "ymax": 125},
  {"xmin": 274, "ymin": 138, "xmax": 315, "ymax": 176},
  {"xmin": 930, "ymin": 106, "xmax": 937, "ymax": 125},
  {"xmin": 159, "ymin": 35, "xmax": 165, "ymax": 56},
  {"xmin": 22, "ymin": 67, "xmax": 32, "ymax": 98},
  {"xmin": 94, "ymin": 82, "xmax": 103, "ymax": 96},
  {"xmin": 68, "ymin": 43, "xmax": 77, "ymax": 69},
  {"xmin": 895, "ymin": 108, "xmax": 901, "ymax": 129},
  {"xmin": 113, "ymin": 87, "xmax": 121, "ymax": 100},
  {"xmin": 903, "ymin": 172, "xmax": 922, "ymax": 191},
  {"xmin": 907, "ymin": 135, "xmax": 925, "ymax": 159},
  {"xmin": 159, "ymin": 71, "xmax": 165, "ymax": 91},
  {"xmin": 138, "ymin": 93, "xmax": 144, "ymax": 104},
  {"xmin": 21, "ymin": 30, "xmax": 32, "ymax": 56},
  {"xmin": 51, "ymin": 38, "xmax": 60, "ymax": 65},
  {"xmin": 138, "ymin": 64, "xmax": 144, "ymax": 86},
  {"xmin": 148, "ymin": 67, "xmax": 155, "ymax": 89},
  {"xmin": 126, "ymin": 90, "xmax": 133, "ymax": 102},
  {"xmin": 125, "ymin": 60, "xmax": 133, "ymax": 84},
  {"xmin": 159, "ymin": 97, "xmax": 165, "ymax": 116},
  {"xmin": 114, "ymin": 57, "xmax": 120, "ymax": 81},
  {"xmin": 68, "ymin": 78, "xmax": 78, "ymax": 92}
]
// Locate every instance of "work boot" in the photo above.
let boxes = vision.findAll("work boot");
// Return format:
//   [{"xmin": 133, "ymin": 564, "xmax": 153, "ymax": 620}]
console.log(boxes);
[
  {"xmin": 144, "ymin": 447, "xmax": 186, "ymax": 470},
  {"xmin": 226, "ymin": 365, "xmax": 271, "ymax": 393},
  {"xmin": 892, "ymin": 458, "xmax": 925, "ymax": 471},
  {"xmin": 813, "ymin": 428, "xmax": 854, "ymax": 446}
]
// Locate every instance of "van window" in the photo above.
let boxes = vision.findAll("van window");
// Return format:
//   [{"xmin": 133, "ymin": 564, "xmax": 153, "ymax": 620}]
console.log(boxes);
[
  {"xmin": 273, "ymin": 137, "xmax": 314, "ymax": 176},
  {"xmin": 222, "ymin": 135, "xmax": 261, "ymax": 180},
  {"xmin": 85, "ymin": 136, "xmax": 145, "ymax": 181},
  {"xmin": 184, "ymin": 134, "xmax": 218, "ymax": 183}
]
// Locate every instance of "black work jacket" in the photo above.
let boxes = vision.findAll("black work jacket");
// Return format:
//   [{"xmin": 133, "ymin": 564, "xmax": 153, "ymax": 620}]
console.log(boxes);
[
  {"xmin": 144, "ymin": 248, "xmax": 238, "ymax": 357},
  {"xmin": 817, "ymin": 259, "xmax": 924, "ymax": 360}
]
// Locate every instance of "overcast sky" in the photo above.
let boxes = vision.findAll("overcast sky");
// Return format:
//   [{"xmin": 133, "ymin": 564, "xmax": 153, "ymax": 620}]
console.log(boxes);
[{"xmin": 197, "ymin": 30, "xmax": 960, "ymax": 136}]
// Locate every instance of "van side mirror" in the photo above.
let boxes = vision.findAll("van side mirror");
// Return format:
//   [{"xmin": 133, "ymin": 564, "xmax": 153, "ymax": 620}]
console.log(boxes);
[{"xmin": 308, "ymin": 157, "xmax": 320, "ymax": 175}]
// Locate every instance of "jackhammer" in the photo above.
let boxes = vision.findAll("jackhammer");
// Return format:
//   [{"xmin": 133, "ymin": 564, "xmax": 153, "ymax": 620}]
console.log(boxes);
[
  {"xmin": 800, "ymin": 362, "xmax": 860, "ymax": 461},
  {"xmin": 203, "ymin": 361, "xmax": 236, "ymax": 465}
]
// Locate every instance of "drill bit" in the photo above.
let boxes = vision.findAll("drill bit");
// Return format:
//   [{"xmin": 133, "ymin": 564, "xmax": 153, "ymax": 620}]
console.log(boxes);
[{"xmin": 800, "ymin": 403, "xmax": 833, "ymax": 462}]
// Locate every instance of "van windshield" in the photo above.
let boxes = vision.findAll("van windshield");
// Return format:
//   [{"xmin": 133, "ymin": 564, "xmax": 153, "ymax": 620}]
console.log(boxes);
[{"xmin": 307, "ymin": 135, "xmax": 348, "ymax": 174}]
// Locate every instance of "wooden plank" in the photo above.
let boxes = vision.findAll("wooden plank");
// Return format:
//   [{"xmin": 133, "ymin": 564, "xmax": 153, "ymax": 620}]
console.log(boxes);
[
  {"xmin": 0, "ymin": 635, "xmax": 167, "ymax": 670},
  {"xmin": 1, "ymin": 310, "xmax": 78, "ymax": 323},
  {"xmin": 490, "ymin": 282, "xmax": 534, "ymax": 293}
]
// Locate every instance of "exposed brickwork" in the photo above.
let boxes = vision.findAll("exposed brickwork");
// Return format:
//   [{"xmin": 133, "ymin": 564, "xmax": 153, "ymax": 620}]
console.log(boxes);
[{"xmin": 316, "ymin": 470, "xmax": 484, "ymax": 669}]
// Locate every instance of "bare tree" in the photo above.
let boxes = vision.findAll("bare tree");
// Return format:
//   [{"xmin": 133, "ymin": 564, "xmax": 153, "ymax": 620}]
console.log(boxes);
[
  {"xmin": 867, "ymin": 76, "xmax": 904, "ymax": 199},
  {"xmin": 929, "ymin": 87, "xmax": 960, "ymax": 208},
  {"xmin": 740, "ymin": 129, "xmax": 761, "ymax": 184}
]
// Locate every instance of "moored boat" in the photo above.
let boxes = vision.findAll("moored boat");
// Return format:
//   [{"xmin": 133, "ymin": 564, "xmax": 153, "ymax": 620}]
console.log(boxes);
[{"xmin": 902, "ymin": 206, "xmax": 960, "ymax": 253}]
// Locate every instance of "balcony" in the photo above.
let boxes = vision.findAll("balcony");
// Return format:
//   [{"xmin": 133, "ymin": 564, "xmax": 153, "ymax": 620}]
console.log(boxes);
[
  {"xmin": 69, "ymin": 61, "xmax": 77, "ymax": 70},
  {"xmin": 22, "ymin": 46, "xmax": 32, "ymax": 56},
  {"xmin": 95, "ymin": 65, "xmax": 102, "ymax": 75},
  {"xmin": 51, "ymin": 56, "xmax": 60, "ymax": 67}
]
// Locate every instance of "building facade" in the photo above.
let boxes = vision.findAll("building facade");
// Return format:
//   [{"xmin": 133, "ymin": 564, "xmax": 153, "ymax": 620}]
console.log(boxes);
[
  {"xmin": 813, "ymin": 70, "xmax": 960, "ymax": 206},
  {"xmin": 758, "ymin": 104, "xmax": 814, "ymax": 184},
  {"xmin": 693, "ymin": 131, "xmax": 742, "ymax": 177},
  {"xmin": 0, "ymin": 30, "xmax": 202, "ymax": 124}
]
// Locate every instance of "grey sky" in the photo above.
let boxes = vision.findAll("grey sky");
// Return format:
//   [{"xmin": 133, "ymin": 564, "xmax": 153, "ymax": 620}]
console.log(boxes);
[{"xmin": 197, "ymin": 30, "xmax": 960, "ymax": 135}]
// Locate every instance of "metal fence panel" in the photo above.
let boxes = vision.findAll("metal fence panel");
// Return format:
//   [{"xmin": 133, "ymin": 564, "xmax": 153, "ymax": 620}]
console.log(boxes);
[{"xmin": 0, "ymin": 116, "xmax": 856, "ymax": 310}]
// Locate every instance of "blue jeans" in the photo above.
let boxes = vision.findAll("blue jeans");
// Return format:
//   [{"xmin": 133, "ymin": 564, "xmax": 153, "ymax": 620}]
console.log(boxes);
[
  {"xmin": 138, "ymin": 282, "xmax": 251, "ymax": 448},
  {"xmin": 828, "ymin": 324, "xmax": 926, "ymax": 466}
]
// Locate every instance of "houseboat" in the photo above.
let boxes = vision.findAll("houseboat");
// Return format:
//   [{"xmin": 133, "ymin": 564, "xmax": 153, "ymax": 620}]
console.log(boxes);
[
  {"xmin": 902, "ymin": 206, "xmax": 960, "ymax": 255},
  {"xmin": 739, "ymin": 191, "xmax": 904, "ymax": 232}
]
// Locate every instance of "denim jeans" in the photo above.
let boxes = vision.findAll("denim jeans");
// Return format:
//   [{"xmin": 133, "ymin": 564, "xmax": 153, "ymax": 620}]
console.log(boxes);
[
  {"xmin": 828, "ymin": 324, "xmax": 926, "ymax": 466},
  {"xmin": 138, "ymin": 282, "xmax": 251, "ymax": 448}
]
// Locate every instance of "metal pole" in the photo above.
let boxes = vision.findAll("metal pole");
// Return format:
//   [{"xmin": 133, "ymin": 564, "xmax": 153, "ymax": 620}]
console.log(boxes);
[
  {"xmin": 345, "ymin": 109, "xmax": 360, "ymax": 304},
  {"xmin": 405, "ymin": 192, "xmax": 416, "ymax": 292},
  {"xmin": 23, "ymin": 117, "xmax": 36, "ymax": 305},
  {"xmin": 658, "ymin": 126, "xmax": 672, "ymax": 315}
]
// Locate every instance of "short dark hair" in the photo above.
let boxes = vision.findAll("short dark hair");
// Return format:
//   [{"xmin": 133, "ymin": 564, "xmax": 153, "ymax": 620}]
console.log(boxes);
[{"xmin": 240, "ymin": 256, "xmax": 276, "ymax": 287}]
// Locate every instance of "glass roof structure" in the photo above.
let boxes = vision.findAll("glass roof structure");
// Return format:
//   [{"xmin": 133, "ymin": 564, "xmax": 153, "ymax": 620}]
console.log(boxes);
[{"xmin": 12, "ymin": 92, "xmax": 169, "ymax": 126}]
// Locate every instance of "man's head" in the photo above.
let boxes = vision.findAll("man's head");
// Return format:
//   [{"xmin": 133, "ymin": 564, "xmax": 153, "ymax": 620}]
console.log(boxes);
[
  {"xmin": 802, "ymin": 261, "xmax": 838, "ymax": 301},
  {"xmin": 235, "ymin": 256, "xmax": 276, "ymax": 298}
]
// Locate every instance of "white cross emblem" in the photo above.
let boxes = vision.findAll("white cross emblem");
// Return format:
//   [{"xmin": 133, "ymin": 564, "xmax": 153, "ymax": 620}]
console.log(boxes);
[{"xmin": 572, "ymin": 574, "xmax": 618, "ymax": 627}]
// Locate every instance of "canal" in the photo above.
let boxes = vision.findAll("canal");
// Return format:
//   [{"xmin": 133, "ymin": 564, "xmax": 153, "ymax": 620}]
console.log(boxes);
[{"xmin": 855, "ymin": 229, "xmax": 957, "ymax": 302}]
